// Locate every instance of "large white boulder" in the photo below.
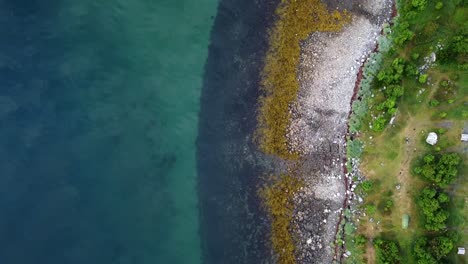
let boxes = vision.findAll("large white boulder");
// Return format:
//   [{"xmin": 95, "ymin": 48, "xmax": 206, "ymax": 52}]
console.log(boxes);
[{"xmin": 426, "ymin": 132, "xmax": 438, "ymax": 145}]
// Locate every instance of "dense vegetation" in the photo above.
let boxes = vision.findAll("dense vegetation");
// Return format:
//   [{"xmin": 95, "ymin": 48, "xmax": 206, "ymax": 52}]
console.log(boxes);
[
  {"xmin": 349, "ymin": 0, "xmax": 467, "ymax": 134},
  {"xmin": 344, "ymin": 0, "xmax": 466, "ymax": 263},
  {"xmin": 374, "ymin": 239, "xmax": 401, "ymax": 264},
  {"xmin": 413, "ymin": 153, "xmax": 461, "ymax": 187},
  {"xmin": 412, "ymin": 151, "xmax": 461, "ymax": 262},
  {"xmin": 260, "ymin": 175, "xmax": 303, "ymax": 264},
  {"xmin": 413, "ymin": 235, "xmax": 456, "ymax": 263},
  {"xmin": 417, "ymin": 186, "xmax": 450, "ymax": 231},
  {"xmin": 257, "ymin": 0, "xmax": 349, "ymax": 159}
]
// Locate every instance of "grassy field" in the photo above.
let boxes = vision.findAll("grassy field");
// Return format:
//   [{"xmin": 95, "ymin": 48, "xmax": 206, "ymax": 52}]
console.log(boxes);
[{"xmin": 345, "ymin": 0, "xmax": 467, "ymax": 263}]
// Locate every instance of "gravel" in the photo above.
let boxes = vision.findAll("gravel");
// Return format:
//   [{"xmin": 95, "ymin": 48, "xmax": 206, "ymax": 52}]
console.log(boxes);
[{"xmin": 288, "ymin": 1, "xmax": 393, "ymax": 263}]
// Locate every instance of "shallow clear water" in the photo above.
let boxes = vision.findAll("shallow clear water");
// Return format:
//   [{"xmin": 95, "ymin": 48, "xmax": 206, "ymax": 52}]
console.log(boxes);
[{"xmin": 0, "ymin": 0, "xmax": 216, "ymax": 263}]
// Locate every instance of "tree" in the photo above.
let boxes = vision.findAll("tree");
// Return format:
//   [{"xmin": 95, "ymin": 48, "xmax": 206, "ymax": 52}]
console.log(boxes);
[
  {"xmin": 375, "ymin": 239, "xmax": 401, "ymax": 264},
  {"xmin": 417, "ymin": 187, "xmax": 450, "ymax": 231},
  {"xmin": 414, "ymin": 235, "xmax": 455, "ymax": 262},
  {"xmin": 414, "ymin": 237, "xmax": 438, "ymax": 264},
  {"xmin": 385, "ymin": 85, "xmax": 404, "ymax": 98},
  {"xmin": 405, "ymin": 63, "xmax": 418, "ymax": 76},
  {"xmin": 412, "ymin": 0, "xmax": 427, "ymax": 11},
  {"xmin": 414, "ymin": 153, "xmax": 461, "ymax": 187},
  {"xmin": 430, "ymin": 236, "xmax": 454, "ymax": 259},
  {"xmin": 393, "ymin": 22, "xmax": 414, "ymax": 45}
]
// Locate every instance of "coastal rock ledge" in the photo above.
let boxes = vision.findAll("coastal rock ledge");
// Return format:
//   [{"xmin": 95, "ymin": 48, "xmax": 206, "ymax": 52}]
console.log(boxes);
[{"xmin": 288, "ymin": 1, "xmax": 393, "ymax": 263}]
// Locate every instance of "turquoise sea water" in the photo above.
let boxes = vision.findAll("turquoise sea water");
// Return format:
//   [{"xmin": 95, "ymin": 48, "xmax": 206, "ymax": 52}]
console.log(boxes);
[{"xmin": 0, "ymin": 0, "xmax": 217, "ymax": 263}]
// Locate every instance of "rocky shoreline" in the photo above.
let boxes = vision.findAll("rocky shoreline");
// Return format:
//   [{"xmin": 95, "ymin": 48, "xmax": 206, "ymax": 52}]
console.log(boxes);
[{"xmin": 288, "ymin": 1, "xmax": 394, "ymax": 263}]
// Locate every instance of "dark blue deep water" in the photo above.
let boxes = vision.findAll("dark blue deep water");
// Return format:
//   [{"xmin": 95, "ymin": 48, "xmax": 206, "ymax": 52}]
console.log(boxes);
[{"xmin": 0, "ymin": 0, "xmax": 278, "ymax": 263}]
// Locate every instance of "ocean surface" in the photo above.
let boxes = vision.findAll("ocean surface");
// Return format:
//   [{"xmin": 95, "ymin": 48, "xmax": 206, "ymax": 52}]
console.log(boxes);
[{"xmin": 0, "ymin": 0, "xmax": 278, "ymax": 263}]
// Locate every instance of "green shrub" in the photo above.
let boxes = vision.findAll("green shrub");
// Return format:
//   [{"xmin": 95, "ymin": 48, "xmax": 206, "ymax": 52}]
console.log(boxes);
[
  {"xmin": 360, "ymin": 180, "xmax": 374, "ymax": 193},
  {"xmin": 435, "ymin": 2, "xmax": 443, "ymax": 10},
  {"xmin": 428, "ymin": 99, "xmax": 439, "ymax": 107},
  {"xmin": 355, "ymin": 234, "xmax": 367, "ymax": 246},
  {"xmin": 436, "ymin": 128, "xmax": 446, "ymax": 134},
  {"xmin": 366, "ymin": 204, "xmax": 377, "ymax": 215},
  {"xmin": 347, "ymin": 139, "xmax": 364, "ymax": 158},
  {"xmin": 385, "ymin": 199, "xmax": 394, "ymax": 212},
  {"xmin": 372, "ymin": 117, "xmax": 388, "ymax": 132},
  {"xmin": 439, "ymin": 80, "xmax": 449, "ymax": 88},
  {"xmin": 419, "ymin": 74, "xmax": 428, "ymax": 84},
  {"xmin": 345, "ymin": 222, "xmax": 356, "ymax": 235}
]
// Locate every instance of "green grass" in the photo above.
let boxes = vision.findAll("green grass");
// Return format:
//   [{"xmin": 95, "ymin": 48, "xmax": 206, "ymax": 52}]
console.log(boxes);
[{"xmin": 344, "ymin": 0, "xmax": 467, "ymax": 263}]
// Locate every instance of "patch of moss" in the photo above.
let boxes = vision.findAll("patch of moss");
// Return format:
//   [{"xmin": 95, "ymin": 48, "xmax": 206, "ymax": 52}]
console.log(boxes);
[
  {"xmin": 257, "ymin": 0, "xmax": 350, "ymax": 159},
  {"xmin": 260, "ymin": 175, "xmax": 303, "ymax": 264}
]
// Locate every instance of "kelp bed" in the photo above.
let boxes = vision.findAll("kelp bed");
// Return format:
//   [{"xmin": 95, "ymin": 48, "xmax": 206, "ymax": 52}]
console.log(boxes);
[
  {"xmin": 258, "ymin": 0, "xmax": 350, "ymax": 263},
  {"xmin": 257, "ymin": 0, "xmax": 349, "ymax": 160}
]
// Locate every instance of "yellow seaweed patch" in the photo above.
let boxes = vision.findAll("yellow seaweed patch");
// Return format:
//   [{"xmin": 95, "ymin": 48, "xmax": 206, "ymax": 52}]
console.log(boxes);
[
  {"xmin": 260, "ymin": 175, "xmax": 303, "ymax": 264},
  {"xmin": 257, "ymin": 0, "xmax": 350, "ymax": 159}
]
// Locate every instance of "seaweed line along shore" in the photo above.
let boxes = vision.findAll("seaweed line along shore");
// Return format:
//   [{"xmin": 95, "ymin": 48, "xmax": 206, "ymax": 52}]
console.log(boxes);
[{"xmin": 257, "ymin": 0, "xmax": 395, "ymax": 263}]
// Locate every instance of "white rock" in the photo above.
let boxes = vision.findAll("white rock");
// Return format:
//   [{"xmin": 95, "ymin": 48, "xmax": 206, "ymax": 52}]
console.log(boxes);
[{"xmin": 426, "ymin": 132, "xmax": 438, "ymax": 145}]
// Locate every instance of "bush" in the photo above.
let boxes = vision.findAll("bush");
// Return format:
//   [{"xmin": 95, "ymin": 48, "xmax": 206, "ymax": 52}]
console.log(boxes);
[
  {"xmin": 355, "ymin": 234, "xmax": 367, "ymax": 246},
  {"xmin": 372, "ymin": 116, "xmax": 388, "ymax": 132},
  {"xmin": 366, "ymin": 204, "xmax": 377, "ymax": 215},
  {"xmin": 345, "ymin": 222, "xmax": 355, "ymax": 235},
  {"xmin": 419, "ymin": 74, "xmax": 428, "ymax": 84},
  {"xmin": 428, "ymin": 99, "xmax": 439, "ymax": 107},
  {"xmin": 435, "ymin": 2, "xmax": 443, "ymax": 10},
  {"xmin": 360, "ymin": 180, "xmax": 374, "ymax": 193},
  {"xmin": 384, "ymin": 199, "xmax": 394, "ymax": 212},
  {"xmin": 347, "ymin": 139, "xmax": 364, "ymax": 158},
  {"xmin": 436, "ymin": 128, "xmax": 446, "ymax": 134},
  {"xmin": 439, "ymin": 80, "xmax": 449, "ymax": 88}
]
